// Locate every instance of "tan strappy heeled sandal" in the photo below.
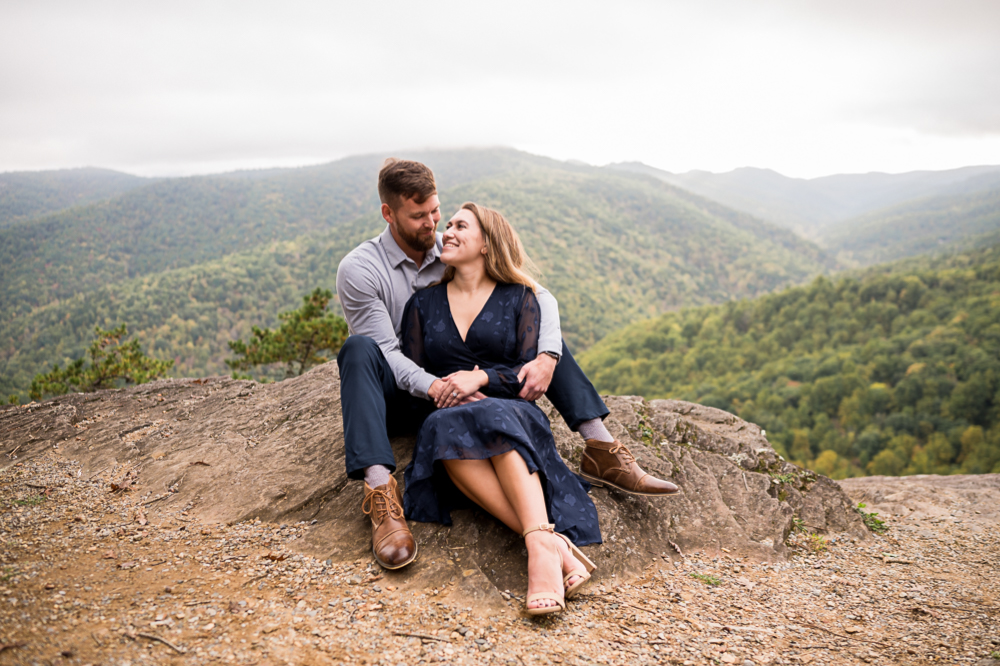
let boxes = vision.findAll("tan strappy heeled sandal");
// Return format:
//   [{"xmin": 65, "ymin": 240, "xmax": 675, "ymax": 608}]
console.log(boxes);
[
  {"xmin": 521, "ymin": 523, "xmax": 566, "ymax": 616},
  {"xmin": 552, "ymin": 532, "xmax": 597, "ymax": 599}
]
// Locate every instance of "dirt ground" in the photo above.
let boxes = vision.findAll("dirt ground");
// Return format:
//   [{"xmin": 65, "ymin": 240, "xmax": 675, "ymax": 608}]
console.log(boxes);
[{"xmin": 2, "ymin": 452, "xmax": 998, "ymax": 666}]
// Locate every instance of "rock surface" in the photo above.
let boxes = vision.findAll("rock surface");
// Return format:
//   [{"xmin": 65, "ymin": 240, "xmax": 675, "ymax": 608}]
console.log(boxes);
[
  {"xmin": 839, "ymin": 473, "xmax": 1000, "ymax": 526},
  {"xmin": 2, "ymin": 456, "xmax": 996, "ymax": 665},
  {"xmin": 0, "ymin": 363, "xmax": 867, "ymax": 605}
]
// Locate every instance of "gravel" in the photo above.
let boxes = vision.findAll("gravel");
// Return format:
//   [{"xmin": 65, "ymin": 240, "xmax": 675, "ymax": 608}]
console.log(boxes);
[{"xmin": 2, "ymin": 452, "xmax": 998, "ymax": 665}]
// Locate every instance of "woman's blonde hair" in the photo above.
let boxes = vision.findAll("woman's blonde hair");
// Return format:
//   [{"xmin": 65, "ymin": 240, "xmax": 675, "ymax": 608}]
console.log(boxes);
[{"xmin": 441, "ymin": 202, "xmax": 539, "ymax": 292}]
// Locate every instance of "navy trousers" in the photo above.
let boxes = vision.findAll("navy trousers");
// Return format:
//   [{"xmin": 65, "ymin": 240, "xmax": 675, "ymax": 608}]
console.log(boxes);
[{"xmin": 336, "ymin": 335, "xmax": 609, "ymax": 480}]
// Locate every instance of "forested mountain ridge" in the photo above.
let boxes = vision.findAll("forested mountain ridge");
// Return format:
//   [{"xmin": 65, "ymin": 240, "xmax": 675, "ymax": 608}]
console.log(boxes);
[
  {"xmin": 0, "ymin": 167, "xmax": 149, "ymax": 228},
  {"xmin": 0, "ymin": 149, "xmax": 608, "ymax": 322},
  {"xmin": 819, "ymin": 186, "xmax": 1000, "ymax": 266},
  {"xmin": 0, "ymin": 150, "xmax": 831, "ymax": 400},
  {"xmin": 0, "ymin": 161, "xmax": 378, "ymax": 321},
  {"xmin": 610, "ymin": 161, "xmax": 1000, "ymax": 240},
  {"xmin": 579, "ymin": 243, "xmax": 1000, "ymax": 478}
]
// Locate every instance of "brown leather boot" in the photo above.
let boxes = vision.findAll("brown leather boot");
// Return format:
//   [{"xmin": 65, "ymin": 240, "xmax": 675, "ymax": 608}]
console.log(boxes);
[
  {"xmin": 579, "ymin": 439, "xmax": 680, "ymax": 496},
  {"xmin": 362, "ymin": 476, "xmax": 417, "ymax": 570}
]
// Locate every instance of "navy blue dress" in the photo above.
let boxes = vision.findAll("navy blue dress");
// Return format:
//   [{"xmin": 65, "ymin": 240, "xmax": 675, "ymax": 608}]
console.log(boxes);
[{"xmin": 400, "ymin": 282, "xmax": 602, "ymax": 547}]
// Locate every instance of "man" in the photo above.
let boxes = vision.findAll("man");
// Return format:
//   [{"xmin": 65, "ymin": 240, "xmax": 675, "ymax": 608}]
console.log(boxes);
[{"xmin": 336, "ymin": 158, "xmax": 678, "ymax": 570}]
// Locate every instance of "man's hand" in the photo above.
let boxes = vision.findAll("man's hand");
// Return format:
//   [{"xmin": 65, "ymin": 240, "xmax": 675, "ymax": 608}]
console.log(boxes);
[
  {"xmin": 428, "ymin": 379, "xmax": 448, "ymax": 405},
  {"xmin": 518, "ymin": 354, "xmax": 557, "ymax": 401}
]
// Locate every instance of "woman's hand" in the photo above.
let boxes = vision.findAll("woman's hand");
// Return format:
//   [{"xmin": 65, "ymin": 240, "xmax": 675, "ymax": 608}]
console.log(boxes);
[{"xmin": 435, "ymin": 366, "xmax": 489, "ymax": 408}]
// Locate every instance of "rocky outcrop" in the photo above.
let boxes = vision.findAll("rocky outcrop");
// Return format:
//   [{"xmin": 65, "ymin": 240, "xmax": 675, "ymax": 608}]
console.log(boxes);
[{"xmin": 0, "ymin": 363, "xmax": 867, "ymax": 605}]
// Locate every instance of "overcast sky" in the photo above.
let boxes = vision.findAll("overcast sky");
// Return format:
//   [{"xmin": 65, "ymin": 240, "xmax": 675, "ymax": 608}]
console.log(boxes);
[{"xmin": 2, "ymin": 0, "xmax": 999, "ymax": 178}]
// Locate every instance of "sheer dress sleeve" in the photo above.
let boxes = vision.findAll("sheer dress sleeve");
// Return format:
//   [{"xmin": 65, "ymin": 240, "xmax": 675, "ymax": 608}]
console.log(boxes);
[
  {"xmin": 483, "ymin": 286, "xmax": 540, "ymax": 399},
  {"xmin": 400, "ymin": 294, "xmax": 429, "ymax": 376}
]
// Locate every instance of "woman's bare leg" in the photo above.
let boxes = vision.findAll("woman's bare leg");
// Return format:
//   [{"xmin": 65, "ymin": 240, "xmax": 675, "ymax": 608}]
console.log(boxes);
[
  {"xmin": 490, "ymin": 451, "xmax": 571, "ymax": 610},
  {"xmin": 442, "ymin": 459, "xmax": 520, "ymax": 532},
  {"xmin": 443, "ymin": 456, "xmax": 587, "ymax": 598}
]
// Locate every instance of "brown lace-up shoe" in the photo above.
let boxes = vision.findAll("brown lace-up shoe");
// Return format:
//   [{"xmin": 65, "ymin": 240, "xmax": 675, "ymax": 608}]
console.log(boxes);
[
  {"xmin": 579, "ymin": 439, "xmax": 680, "ymax": 496},
  {"xmin": 362, "ymin": 476, "xmax": 417, "ymax": 570}
]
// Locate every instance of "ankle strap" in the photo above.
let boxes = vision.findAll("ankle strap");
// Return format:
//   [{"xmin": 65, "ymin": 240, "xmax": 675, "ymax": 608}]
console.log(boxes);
[{"xmin": 522, "ymin": 523, "xmax": 555, "ymax": 538}]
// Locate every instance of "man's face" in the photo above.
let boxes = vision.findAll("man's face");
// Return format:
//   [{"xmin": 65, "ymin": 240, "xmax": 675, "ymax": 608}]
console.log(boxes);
[{"xmin": 385, "ymin": 194, "xmax": 441, "ymax": 254}]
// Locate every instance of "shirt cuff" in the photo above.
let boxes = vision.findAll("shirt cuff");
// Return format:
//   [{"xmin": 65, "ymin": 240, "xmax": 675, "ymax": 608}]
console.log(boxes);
[
  {"xmin": 537, "ymin": 348, "xmax": 561, "ymax": 363},
  {"xmin": 412, "ymin": 373, "xmax": 437, "ymax": 400}
]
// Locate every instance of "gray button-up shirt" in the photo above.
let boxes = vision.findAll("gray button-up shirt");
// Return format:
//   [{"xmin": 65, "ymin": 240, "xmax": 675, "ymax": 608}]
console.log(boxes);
[{"xmin": 336, "ymin": 225, "xmax": 562, "ymax": 399}]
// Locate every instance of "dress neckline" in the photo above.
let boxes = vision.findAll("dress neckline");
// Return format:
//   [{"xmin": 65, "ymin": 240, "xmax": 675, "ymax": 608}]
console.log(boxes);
[{"xmin": 444, "ymin": 281, "xmax": 499, "ymax": 344}]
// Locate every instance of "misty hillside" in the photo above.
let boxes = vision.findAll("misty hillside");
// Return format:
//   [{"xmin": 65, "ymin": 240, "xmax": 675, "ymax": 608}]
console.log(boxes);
[
  {"xmin": 610, "ymin": 162, "xmax": 1000, "ymax": 239},
  {"xmin": 821, "ymin": 186, "xmax": 1000, "ymax": 266},
  {"xmin": 0, "ymin": 149, "xmax": 586, "ymax": 322},
  {"xmin": 0, "ymin": 148, "xmax": 830, "ymax": 400},
  {"xmin": 0, "ymin": 167, "xmax": 150, "ymax": 228}
]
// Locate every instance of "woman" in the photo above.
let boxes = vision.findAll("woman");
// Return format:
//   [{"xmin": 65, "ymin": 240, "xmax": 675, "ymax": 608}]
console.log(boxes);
[{"xmin": 400, "ymin": 202, "xmax": 600, "ymax": 616}]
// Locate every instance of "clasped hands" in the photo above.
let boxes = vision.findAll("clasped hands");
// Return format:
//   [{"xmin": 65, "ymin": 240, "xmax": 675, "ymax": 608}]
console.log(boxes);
[
  {"xmin": 429, "ymin": 366, "xmax": 488, "ymax": 409},
  {"xmin": 428, "ymin": 354, "xmax": 557, "ymax": 409}
]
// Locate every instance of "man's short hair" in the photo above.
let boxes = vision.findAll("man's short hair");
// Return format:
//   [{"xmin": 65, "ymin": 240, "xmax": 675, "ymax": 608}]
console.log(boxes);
[{"xmin": 378, "ymin": 158, "xmax": 437, "ymax": 211}]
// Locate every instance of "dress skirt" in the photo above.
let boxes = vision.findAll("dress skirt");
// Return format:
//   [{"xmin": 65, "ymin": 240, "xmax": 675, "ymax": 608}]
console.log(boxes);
[{"xmin": 402, "ymin": 397, "xmax": 602, "ymax": 547}]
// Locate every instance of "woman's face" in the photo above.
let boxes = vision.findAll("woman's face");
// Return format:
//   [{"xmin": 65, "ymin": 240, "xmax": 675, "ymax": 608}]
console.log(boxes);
[{"xmin": 441, "ymin": 208, "xmax": 486, "ymax": 267}]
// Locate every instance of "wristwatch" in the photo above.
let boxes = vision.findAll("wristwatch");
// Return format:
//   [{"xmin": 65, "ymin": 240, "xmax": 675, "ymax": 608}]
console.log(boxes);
[{"xmin": 541, "ymin": 351, "xmax": 561, "ymax": 362}]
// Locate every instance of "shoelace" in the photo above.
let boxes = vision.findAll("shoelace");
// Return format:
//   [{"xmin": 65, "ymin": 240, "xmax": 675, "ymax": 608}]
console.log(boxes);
[
  {"xmin": 362, "ymin": 488, "xmax": 403, "ymax": 525},
  {"xmin": 609, "ymin": 442, "xmax": 637, "ymax": 466}
]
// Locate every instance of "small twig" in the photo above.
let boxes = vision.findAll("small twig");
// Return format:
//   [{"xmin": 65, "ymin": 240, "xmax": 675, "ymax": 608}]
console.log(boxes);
[
  {"xmin": 143, "ymin": 494, "xmax": 171, "ymax": 506},
  {"xmin": 172, "ymin": 577, "xmax": 202, "ymax": 586},
  {"xmin": 723, "ymin": 625, "xmax": 774, "ymax": 635},
  {"xmin": 742, "ymin": 472, "xmax": 749, "ymax": 492},
  {"xmin": 184, "ymin": 600, "xmax": 217, "ymax": 607},
  {"xmin": 0, "ymin": 642, "xmax": 26, "ymax": 653},
  {"xmin": 392, "ymin": 632, "xmax": 451, "ymax": 643},
  {"xmin": 148, "ymin": 560, "xmax": 167, "ymax": 567},
  {"xmin": 241, "ymin": 574, "xmax": 269, "ymax": 588},
  {"xmin": 619, "ymin": 601, "xmax": 658, "ymax": 615},
  {"xmin": 136, "ymin": 633, "xmax": 186, "ymax": 654},
  {"xmin": 90, "ymin": 632, "xmax": 104, "ymax": 647},
  {"xmin": 26, "ymin": 482, "xmax": 62, "ymax": 489},
  {"xmin": 88, "ymin": 465, "xmax": 111, "ymax": 480},
  {"xmin": 794, "ymin": 620, "xmax": 890, "ymax": 648},
  {"xmin": 574, "ymin": 589, "xmax": 615, "ymax": 599},
  {"xmin": 6, "ymin": 444, "xmax": 21, "ymax": 459}
]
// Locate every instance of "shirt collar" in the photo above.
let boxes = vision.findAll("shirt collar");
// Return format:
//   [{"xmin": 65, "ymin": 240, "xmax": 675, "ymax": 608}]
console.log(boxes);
[{"xmin": 379, "ymin": 224, "xmax": 442, "ymax": 270}]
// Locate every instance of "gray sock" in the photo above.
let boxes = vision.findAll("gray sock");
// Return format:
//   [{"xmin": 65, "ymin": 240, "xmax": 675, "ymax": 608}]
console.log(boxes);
[
  {"xmin": 364, "ymin": 465, "xmax": 392, "ymax": 488},
  {"xmin": 578, "ymin": 418, "xmax": 614, "ymax": 444}
]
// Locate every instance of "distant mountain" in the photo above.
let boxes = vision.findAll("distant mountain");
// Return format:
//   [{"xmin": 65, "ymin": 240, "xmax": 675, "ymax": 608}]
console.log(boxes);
[
  {"xmin": 0, "ymin": 167, "xmax": 149, "ymax": 228},
  {"xmin": 579, "ymin": 242, "xmax": 1000, "ymax": 478},
  {"xmin": 820, "ymin": 186, "xmax": 1000, "ymax": 266},
  {"xmin": 610, "ymin": 162, "xmax": 1000, "ymax": 239},
  {"xmin": 0, "ymin": 148, "xmax": 831, "ymax": 400},
  {"xmin": 0, "ymin": 149, "xmax": 567, "ymax": 323}
]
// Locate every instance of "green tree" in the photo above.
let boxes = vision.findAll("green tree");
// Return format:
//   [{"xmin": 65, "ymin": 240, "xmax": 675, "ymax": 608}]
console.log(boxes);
[
  {"xmin": 29, "ymin": 324, "xmax": 173, "ymax": 400},
  {"xmin": 226, "ymin": 288, "xmax": 348, "ymax": 379}
]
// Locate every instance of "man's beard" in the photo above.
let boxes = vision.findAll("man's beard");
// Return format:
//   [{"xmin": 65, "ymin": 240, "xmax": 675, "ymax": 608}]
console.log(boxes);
[{"xmin": 398, "ymin": 225, "xmax": 436, "ymax": 253}]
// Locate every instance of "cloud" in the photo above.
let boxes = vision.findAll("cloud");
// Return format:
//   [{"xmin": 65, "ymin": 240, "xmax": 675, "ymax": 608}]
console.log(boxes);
[{"xmin": 1, "ymin": 0, "xmax": 998, "ymax": 177}]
